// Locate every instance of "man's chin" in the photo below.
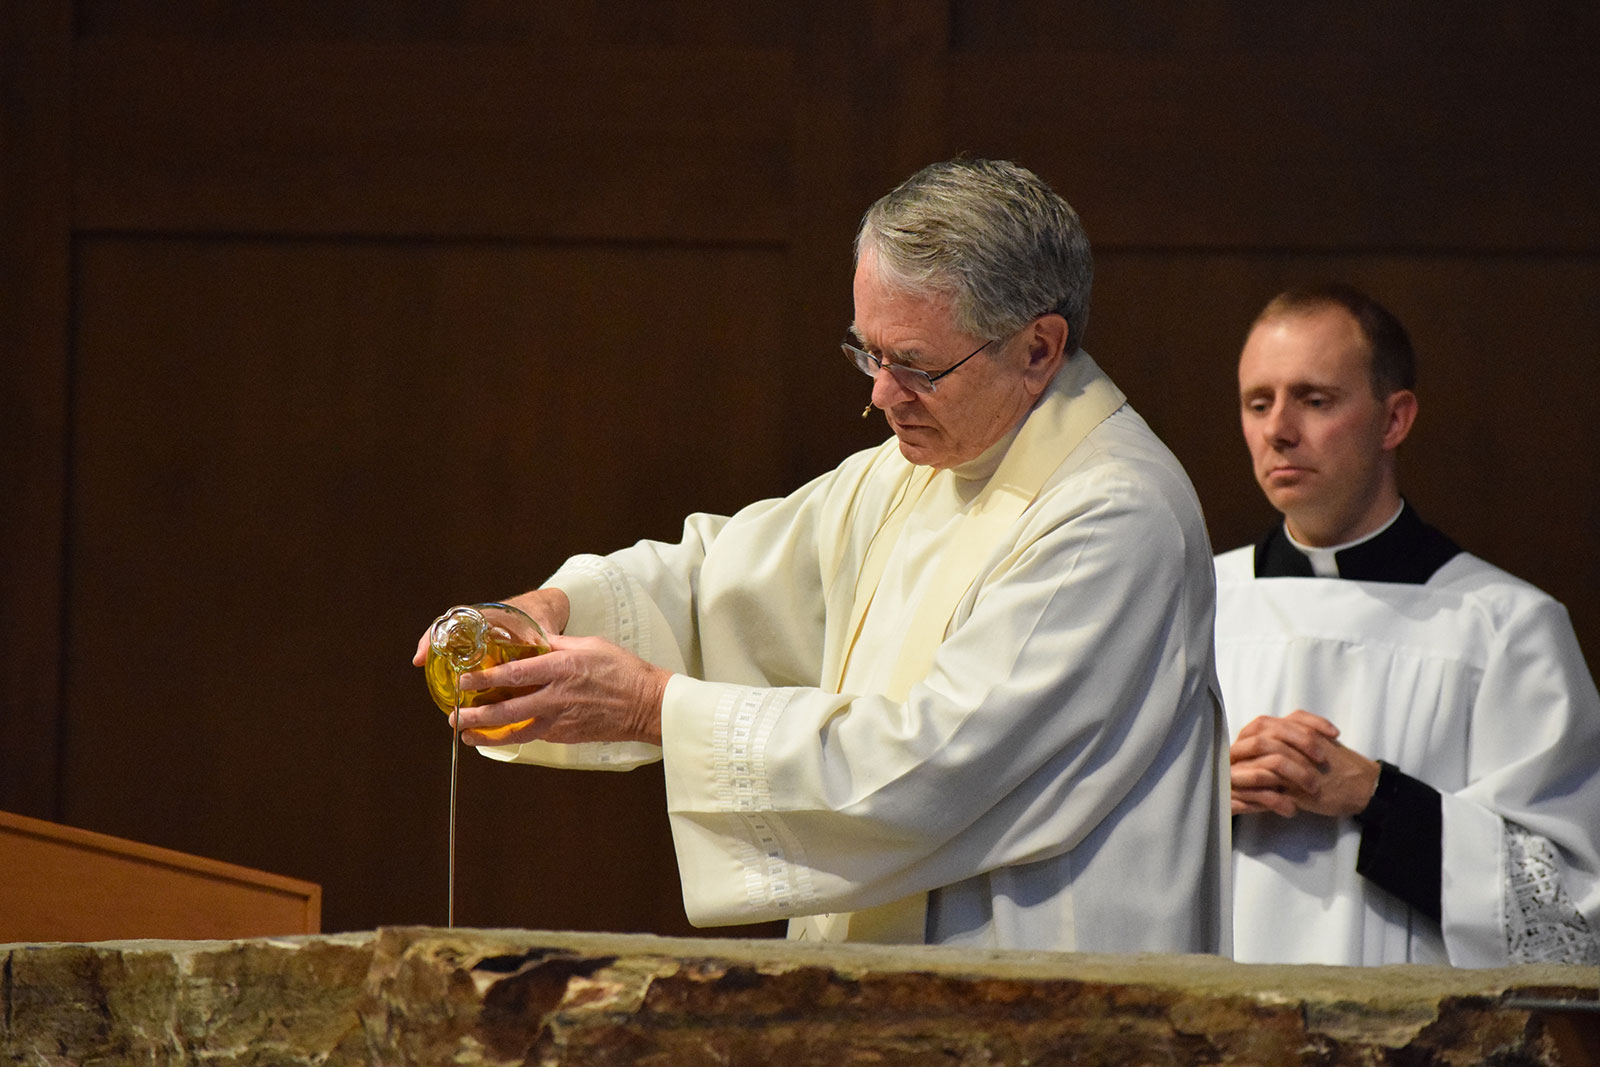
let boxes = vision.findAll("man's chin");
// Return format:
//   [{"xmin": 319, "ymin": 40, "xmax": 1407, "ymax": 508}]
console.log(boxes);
[
  {"xmin": 893, "ymin": 431, "xmax": 951, "ymax": 469},
  {"xmin": 1261, "ymin": 485, "xmax": 1321, "ymax": 523},
  {"xmin": 1260, "ymin": 473, "xmax": 1312, "ymax": 503}
]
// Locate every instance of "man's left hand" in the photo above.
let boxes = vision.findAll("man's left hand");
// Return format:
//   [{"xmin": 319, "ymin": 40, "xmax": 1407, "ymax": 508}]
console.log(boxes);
[
  {"xmin": 1230, "ymin": 710, "xmax": 1380, "ymax": 819},
  {"xmin": 453, "ymin": 634, "xmax": 668, "ymax": 747}
]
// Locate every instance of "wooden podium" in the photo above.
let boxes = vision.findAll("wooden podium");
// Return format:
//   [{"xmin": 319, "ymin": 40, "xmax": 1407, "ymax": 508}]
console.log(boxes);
[{"xmin": 0, "ymin": 810, "xmax": 320, "ymax": 942}]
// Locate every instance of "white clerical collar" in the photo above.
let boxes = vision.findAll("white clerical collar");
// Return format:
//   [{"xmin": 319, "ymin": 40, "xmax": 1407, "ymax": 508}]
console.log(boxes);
[{"xmin": 1285, "ymin": 503, "xmax": 1405, "ymax": 578}]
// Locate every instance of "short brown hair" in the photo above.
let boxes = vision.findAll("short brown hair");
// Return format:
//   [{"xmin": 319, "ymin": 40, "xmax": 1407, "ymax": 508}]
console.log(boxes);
[{"xmin": 1253, "ymin": 283, "xmax": 1416, "ymax": 397}]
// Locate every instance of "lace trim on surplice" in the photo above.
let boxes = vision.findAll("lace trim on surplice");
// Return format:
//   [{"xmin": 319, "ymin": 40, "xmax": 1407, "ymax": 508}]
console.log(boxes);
[{"xmin": 1504, "ymin": 822, "xmax": 1600, "ymax": 965}]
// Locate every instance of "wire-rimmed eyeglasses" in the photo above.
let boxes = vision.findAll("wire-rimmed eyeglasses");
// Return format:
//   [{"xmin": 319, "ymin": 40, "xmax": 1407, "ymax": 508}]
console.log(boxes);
[{"xmin": 842, "ymin": 337, "xmax": 994, "ymax": 395}]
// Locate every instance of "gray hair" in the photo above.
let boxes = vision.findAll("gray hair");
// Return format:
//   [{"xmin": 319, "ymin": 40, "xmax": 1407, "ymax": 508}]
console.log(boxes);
[{"xmin": 855, "ymin": 158, "xmax": 1093, "ymax": 350}]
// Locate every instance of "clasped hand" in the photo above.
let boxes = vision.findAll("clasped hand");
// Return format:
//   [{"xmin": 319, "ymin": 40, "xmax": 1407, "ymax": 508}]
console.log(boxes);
[{"xmin": 1229, "ymin": 709, "xmax": 1380, "ymax": 818}]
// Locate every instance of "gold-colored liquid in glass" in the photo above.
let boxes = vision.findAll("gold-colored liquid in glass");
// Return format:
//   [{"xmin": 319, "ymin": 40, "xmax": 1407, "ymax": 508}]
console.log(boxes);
[
  {"xmin": 426, "ymin": 635, "xmax": 546, "ymax": 740},
  {"xmin": 425, "ymin": 603, "xmax": 549, "ymax": 742}
]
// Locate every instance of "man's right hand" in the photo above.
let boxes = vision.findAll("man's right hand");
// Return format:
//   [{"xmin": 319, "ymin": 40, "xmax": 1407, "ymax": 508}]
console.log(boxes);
[
  {"xmin": 1229, "ymin": 709, "xmax": 1379, "ymax": 819},
  {"xmin": 411, "ymin": 587, "xmax": 572, "ymax": 666}
]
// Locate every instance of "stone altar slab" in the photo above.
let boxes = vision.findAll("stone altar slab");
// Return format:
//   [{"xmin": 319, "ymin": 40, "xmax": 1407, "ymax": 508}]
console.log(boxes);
[{"xmin": 3, "ymin": 927, "xmax": 1596, "ymax": 1064}]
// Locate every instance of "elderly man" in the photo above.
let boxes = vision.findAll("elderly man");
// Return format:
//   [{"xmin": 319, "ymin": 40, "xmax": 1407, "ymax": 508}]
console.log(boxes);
[
  {"xmin": 418, "ymin": 158, "xmax": 1227, "ymax": 953},
  {"xmin": 1217, "ymin": 284, "xmax": 1600, "ymax": 966}
]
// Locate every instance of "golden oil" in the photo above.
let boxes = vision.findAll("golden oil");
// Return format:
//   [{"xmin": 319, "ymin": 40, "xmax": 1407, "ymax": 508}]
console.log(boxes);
[{"xmin": 425, "ymin": 602, "xmax": 549, "ymax": 742}]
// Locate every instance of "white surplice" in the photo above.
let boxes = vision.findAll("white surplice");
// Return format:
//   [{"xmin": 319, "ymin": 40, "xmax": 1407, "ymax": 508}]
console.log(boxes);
[
  {"xmin": 1216, "ymin": 540, "xmax": 1600, "ymax": 966},
  {"xmin": 486, "ymin": 353, "xmax": 1228, "ymax": 953}
]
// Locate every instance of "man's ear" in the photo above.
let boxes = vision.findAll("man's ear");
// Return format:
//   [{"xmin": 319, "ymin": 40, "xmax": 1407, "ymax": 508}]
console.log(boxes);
[
  {"xmin": 1383, "ymin": 389, "xmax": 1418, "ymax": 451},
  {"xmin": 1022, "ymin": 313, "xmax": 1070, "ymax": 393}
]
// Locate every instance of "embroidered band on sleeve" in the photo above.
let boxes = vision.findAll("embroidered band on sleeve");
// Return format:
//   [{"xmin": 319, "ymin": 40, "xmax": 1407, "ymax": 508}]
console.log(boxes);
[
  {"xmin": 561, "ymin": 554, "xmax": 647, "ymax": 660},
  {"xmin": 709, "ymin": 686, "xmax": 820, "ymax": 915}
]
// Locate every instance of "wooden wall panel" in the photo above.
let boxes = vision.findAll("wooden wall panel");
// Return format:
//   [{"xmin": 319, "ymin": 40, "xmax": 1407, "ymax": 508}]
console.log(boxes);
[
  {"xmin": 950, "ymin": 2, "xmax": 1600, "ymax": 58},
  {"xmin": 0, "ymin": 1, "xmax": 72, "ymax": 821},
  {"xmin": 63, "ymin": 238, "xmax": 788, "ymax": 934},
  {"xmin": 73, "ymin": 40, "xmax": 793, "ymax": 240},
  {"xmin": 947, "ymin": 51, "xmax": 1599, "ymax": 251},
  {"xmin": 75, "ymin": 1, "xmax": 798, "ymax": 47}
]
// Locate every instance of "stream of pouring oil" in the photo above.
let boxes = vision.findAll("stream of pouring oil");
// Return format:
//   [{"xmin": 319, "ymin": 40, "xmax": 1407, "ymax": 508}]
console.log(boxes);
[{"xmin": 448, "ymin": 697, "xmax": 460, "ymax": 927}]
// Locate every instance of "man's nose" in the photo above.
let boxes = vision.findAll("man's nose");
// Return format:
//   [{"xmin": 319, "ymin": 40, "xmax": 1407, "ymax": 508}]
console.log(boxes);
[
  {"xmin": 1263, "ymin": 402, "xmax": 1297, "ymax": 445},
  {"xmin": 871, "ymin": 365, "xmax": 917, "ymax": 408}
]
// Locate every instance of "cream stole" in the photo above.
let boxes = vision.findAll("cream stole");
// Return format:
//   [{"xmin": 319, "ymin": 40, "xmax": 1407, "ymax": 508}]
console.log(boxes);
[{"xmin": 793, "ymin": 354, "xmax": 1126, "ymax": 943}]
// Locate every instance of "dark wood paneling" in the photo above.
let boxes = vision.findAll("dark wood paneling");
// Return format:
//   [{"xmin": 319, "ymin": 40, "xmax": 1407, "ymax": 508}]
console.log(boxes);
[
  {"xmin": 63, "ymin": 238, "xmax": 788, "ymax": 934},
  {"xmin": 948, "ymin": 53, "xmax": 1599, "ymax": 251},
  {"xmin": 0, "ymin": 1, "xmax": 73, "ymax": 819},
  {"xmin": 951, "ymin": 1, "xmax": 1600, "ymax": 57},
  {"xmin": 76, "ymin": 1, "xmax": 798, "ymax": 46},
  {"xmin": 73, "ymin": 40, "xmax": 793, "ymax": 239}
]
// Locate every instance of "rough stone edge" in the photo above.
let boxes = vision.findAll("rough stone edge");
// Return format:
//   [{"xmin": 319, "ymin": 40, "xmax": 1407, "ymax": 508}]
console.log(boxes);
[
  {"xmin": 7, "ymin": 925, "xmax": 1597, "ymax": 1004},
  {"xmin": 5, "ymin": 927, "xmax": 1597, "ymax": 1064},
  {"xmin": 376, "ymin": 926, "xmax": 1600, "ymax": 1001},
  {"xmin": 363, "ymin": 928, "xmax": 1600, "ymax": 1064}
]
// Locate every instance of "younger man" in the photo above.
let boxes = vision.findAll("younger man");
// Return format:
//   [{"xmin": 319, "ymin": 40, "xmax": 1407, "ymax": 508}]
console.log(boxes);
[{"xmin": 1217, "ymin": 284, "xmax": 1600, "ymax": 966}]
